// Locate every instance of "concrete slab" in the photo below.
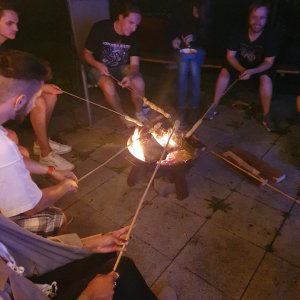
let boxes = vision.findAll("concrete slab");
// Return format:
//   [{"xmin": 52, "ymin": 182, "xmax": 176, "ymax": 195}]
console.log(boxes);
[
  {"xmin": 174, "ymin": 221, "xmax": 265, "ymax": 299},
  {"xmin": 242, "ymin": 253, "xmax": 300, "ymax": 300},
  {"xmin": 152, "ymin": 262, "xmax": 231, "ymax": 300},
  {"xmin": 212, "ymin": 191, "xmax": 284, "ymax": 247}
]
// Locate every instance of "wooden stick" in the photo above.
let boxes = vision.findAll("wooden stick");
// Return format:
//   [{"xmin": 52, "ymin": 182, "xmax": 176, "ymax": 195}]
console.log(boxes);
[
  {"xmin": 112, "ymin": 120, "xmax": 180, "ymax": 272},
  {"xmin": 108, "ymin": 74, "xmax": 171, "ymax": 119},
  {"xmin": 210, "ymin": 151, "xmax": 300, "ymax": 204},
  {"xmin": 185, "ymin": 79, "xmax": 239, "ymax": 138},
  {"xmin": 78, "ymin": 123, "xmax": 163, "ymax": 183},
  {"xmin": 62, "ymin": 90, "xmax": 143, "ymax": 127}
]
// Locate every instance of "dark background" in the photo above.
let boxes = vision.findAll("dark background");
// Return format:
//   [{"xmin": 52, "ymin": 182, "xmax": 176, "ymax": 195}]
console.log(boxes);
[{"xmin": 11, "ymin": 0, "xmax": 300, "ymax": 90}]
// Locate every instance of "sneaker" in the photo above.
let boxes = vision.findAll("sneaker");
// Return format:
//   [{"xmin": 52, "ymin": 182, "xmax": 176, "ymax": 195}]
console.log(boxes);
[
  {"xmin": 33, "ymin": 139, "xmax": 72, "ymax": 156},
  {"xmin": 204, "ymin": 106, "xmax": 218, "ymax": 121},
  {"xmin": 262, "ymin": 114, "xmax": 278, "ymax": 132},
  {"xmin": 135, "ymin": 111, "xmax": 148, "ymax": 123},
  {"xmin": 39, "ymin": 151, "xmax": 75, "ymax": 171},
  {"xmin": 157, "ymin": 286, "xmax": 177, "ymax": 300},
  {"xmin": 142, "ymin": 104, "xmax": 151, "ymax": 115}
]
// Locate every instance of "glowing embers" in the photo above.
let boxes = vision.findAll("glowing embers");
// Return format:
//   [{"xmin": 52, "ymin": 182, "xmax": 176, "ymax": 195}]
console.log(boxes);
[{"xmin": 127, "ymin": 125, "xmax": 199, "ymax": 166}]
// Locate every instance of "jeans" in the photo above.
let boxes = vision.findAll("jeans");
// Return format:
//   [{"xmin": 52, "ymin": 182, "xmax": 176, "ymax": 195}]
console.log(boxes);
[{"xmin": 177, "ymin": 48, "xmax": 206, "ymax": 110}]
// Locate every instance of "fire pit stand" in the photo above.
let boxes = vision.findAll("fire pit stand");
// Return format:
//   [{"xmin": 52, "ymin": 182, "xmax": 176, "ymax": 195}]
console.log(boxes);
[{"xmin": 127, "ymin": 160, "xmax": 194, "ymax": 200}]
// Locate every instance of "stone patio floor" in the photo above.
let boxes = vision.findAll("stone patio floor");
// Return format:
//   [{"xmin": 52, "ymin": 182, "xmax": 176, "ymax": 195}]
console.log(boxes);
[{"xmin": 18, "ymin": 63, "xmax": 300, "ymax": 300}]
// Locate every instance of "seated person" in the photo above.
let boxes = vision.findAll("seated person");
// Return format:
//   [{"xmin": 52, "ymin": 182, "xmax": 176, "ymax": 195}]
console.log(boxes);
[
  {"xmin": 0, "ymin": 49, "xmax": 78, "ymax": 237},
  {"xmin": 207, "ymin": 0, "xmax": 280, "ymax": 132},
  {"xmin": 0, "ymin": 215, "xmax": 176, "ymax": 299},
  {"xmin": 0, "ymin": 1, "xmax": 74, "ymax": 171},
  {"xmin": 83, "ymin": 1, "xmax": 148, "ymax": 128}
]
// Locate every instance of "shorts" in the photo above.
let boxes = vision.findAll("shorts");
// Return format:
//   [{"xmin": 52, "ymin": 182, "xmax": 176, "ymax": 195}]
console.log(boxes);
[
  {"xmin": 10, "ymin": 206, "xmax": 65, "ymax": 237},
  {"xmin": 224, "ymin": 61, "xmax": 276, "ymax": 81},
  {"xmin": 87, "ymin": 64, "xmax": 132, "ymax": 86}
]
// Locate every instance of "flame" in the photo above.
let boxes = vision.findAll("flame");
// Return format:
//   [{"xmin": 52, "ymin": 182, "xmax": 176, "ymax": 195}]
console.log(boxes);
[
  {"xmin": 128, "ymin": 127, "xmax": 145, "ymax": 162},
  {"xmin": 150, "ymin": 129, "xmax": 177, "ymax": 148}
]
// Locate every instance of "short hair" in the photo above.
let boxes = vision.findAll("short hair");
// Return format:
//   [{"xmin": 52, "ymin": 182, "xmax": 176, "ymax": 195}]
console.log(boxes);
[
  {"xmin": 117, "ymin": 1, "xmax": 140, "ymax": 18},
  {"xmin": 248, "ymin": 0, "xmax": 270, "ymax": 15},
  {"xmin": 0, "ymin": 50, "xmax": 48, "ymax": 104},
  {"xmin": 0, "ymin": 0, "xmax": 18, "ymax": 18}
]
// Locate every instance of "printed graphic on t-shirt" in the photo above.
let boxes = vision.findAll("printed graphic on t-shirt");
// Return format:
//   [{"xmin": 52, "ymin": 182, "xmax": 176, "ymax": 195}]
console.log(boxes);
[
  {"xmin": 101, "ymin": 42, "xmax": 130, "ymax": 67},
  {"xmin": 239, "ymin": 43, "xmax": 263, "ymax": 65}
]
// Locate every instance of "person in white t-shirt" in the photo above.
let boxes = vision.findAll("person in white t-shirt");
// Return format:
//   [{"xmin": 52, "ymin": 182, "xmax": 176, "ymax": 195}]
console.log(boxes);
[{"xmin": 0, "ymin": 49, "xmax": 78, "ymax": 237}]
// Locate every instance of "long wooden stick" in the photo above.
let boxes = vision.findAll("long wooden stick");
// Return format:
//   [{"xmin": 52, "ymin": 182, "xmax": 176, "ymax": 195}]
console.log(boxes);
[
  {"xmin": 62, "ymin": 90, "xmax": 143, "ymax": 127},
  {"xmin": 185, "ymin": 79, "xmax": 239, "ymax": 138},
  {"xmin": 112, "ymin": 120, "xmax": 180, "ymax": 272},
  {"xmin": 78, "ymin": 123, "xmax": 163, "ymax": 183},
  {"xmin": 109, "ymin": 74, "xmax": 171, "ymax": 119},
  {"xmin": 210, "ymin": 151, "xmax": 300, "ymax": 204}
]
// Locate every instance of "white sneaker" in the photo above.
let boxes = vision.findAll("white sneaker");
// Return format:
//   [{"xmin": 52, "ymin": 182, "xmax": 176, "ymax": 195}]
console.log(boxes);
[
  {"xmin": 33, "ymin": 139, "xmax": 72, "ymax": 156},
  {"xmin": 135, "ymin": 111, "xmax": 148, "ymax": 123},
  {"xmin": 39, "ymin": 151, "xmax": 75, "ymax": 171}
]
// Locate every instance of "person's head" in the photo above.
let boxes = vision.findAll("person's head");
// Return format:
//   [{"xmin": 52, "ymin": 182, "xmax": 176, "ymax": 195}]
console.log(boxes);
[
  {"xmin": 0, "ymin": 1, "xmax": 18, "ymax": 44},
  {"xmin": 248, "ymin": 0, "xmax": 270, "ymax": 34},
  {"xmin": 115, "ymin": 1, "xmax": 141, "ymax": 36},
  {"xmin": 191, "ymin": 0, "xmax": 212, "ymax": 27},
  {"xmin": 0, "ymin": 50, "xmax": 48, "ymax": 123}
]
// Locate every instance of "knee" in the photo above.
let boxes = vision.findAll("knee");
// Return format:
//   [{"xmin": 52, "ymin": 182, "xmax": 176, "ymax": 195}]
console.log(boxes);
[
  {"xmin": 260, "ymin": 74, "xmax": 272, "ymax": 87},
  {"xmin": 131, "ymin": 75, "xmax": 145, "ymax": 91},
  {"xmin": 32, "ymin": 97, "xmax": 47, "ymax": 113},
  {"xmin": 100, "ymin": 80, "xmax": 117, "ymax": 97},
  {"xmin": 219, "ymin": 68, "xmax": 230, "ymax": 80}
]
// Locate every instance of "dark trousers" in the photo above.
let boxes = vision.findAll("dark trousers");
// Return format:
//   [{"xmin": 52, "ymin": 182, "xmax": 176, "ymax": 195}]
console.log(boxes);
[{"xmin": 29, "ymin": 253, "xmax": 157, "ymax": 300}]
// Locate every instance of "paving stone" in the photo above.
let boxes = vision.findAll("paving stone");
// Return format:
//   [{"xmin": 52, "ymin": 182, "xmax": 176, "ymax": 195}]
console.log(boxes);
[
  {"xmin": 152, "ymin": 262, "xmax": 232, "ymax": 300},
  {"xmin": 174, "ymin": 221, "xmax": 265, "ymax": 299},
  {"xmin": 272, "ymin": 204, "xmax": 300, "ymax": 268},
  {"xmin": 126, "ymin": 238, "xmax": 171, "ymax": 286},
  {"xmin": 242, "ymin": 253, "xmax": 300, "ymax": 300},
  {"xmin": 65, "ymin": 201, "xmax": 120, "ymax": 237},
  {"xmin": 193, "ymin": 152, "xmax": 244, "ymax": 189},
  {"xmin": 133, "ymin": 196, "xmax": 205, "ymax": 259},
  {"xmin": 212, "ymin": 191, "xmax": 284, "ymax": 247},
  {"xmin": 235, "ymin": 180, "xmax": 293, "ymax": 212},
  {"xmin": 172, "ymin": 174, "xmax": 232, "ymax": 218},
  {"xmin": 82, "ymin": 173, "xmax": 156, "ymax": 226}
]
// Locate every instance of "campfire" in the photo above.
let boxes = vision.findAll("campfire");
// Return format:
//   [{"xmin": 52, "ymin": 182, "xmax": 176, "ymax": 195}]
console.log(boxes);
[
  {"xmin": 126, "ymin": 123, "xmax": 206, "ymax": 200},
  {"xmin": 127, "ymin": 124, "xmax": 200, "ymax": 166}
]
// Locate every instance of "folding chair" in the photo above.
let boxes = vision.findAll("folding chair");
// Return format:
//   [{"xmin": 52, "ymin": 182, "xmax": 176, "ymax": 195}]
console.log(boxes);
[{"xmin": 66, "ymin": 0, "xmax": 110, "ymax": 125}]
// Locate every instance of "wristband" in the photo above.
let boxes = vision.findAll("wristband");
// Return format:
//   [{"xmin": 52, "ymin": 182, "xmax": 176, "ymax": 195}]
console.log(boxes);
[{"xmin": 47, "ymin": 166, "xmax": 55, "ymax": 175}]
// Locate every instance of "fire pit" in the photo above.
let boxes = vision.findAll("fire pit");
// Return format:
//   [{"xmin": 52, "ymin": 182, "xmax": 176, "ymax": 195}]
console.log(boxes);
[{"xmin": 127, "ymin": 124, "xmax": 206, "ymax": 199}]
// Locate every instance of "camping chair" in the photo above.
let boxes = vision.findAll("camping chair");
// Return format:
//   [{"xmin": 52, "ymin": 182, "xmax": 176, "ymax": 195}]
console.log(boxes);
[{"xmin": 66, "ymin": 0, "xmax": 110, "ymax": 125}]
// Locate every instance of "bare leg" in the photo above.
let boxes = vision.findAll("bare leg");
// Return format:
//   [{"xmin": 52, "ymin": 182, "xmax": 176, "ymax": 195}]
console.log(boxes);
[
  {"xmin": 30, "ymin": 93, "xmax": 57, "ymax": 157},
  {"xmin": 130, "ymin": 74, "xmax": 145, "ymax": 113},
  {"xmin": 98, "ymin": 76, "xmax": 124, "ymax": 114},
  {"xmin": 259, "ymin": 74, "xmax": 272, "ymax": 116},
  {"xmin": 213, "ymin": 68, "xmax": 231, "ymax": 105}
]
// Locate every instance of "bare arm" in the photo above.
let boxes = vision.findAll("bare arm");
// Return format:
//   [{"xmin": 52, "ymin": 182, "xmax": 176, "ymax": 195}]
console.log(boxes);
[
  {"xmin": 82, "ymin": 48, "xmax": 109, "ymax": 75},
  {"xmin": 226, "ymin": 49, "xmax": 246, "ymax": 74},
  {"xmin": 119, "ymin": 56, "xmax": 141, "ymax": 87},
  {"xmin": 240, "ymin": 56, "xmax": 275, "ymax": 79},
  {"xmin": 24, "ymin": 179, "xmax": 78, "ymax": 216}
]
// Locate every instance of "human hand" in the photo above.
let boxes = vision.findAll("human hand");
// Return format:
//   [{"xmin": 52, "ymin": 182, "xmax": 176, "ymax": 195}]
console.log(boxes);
[
  {"xmin": 119, "ymin": 76, "xmax": 131, "ymax": 88},
  {"xmin": 42, "ymin": 84, "xmax": 63, "ymax": 95},
  {"xmin": 172, "ymin": 37, "xmax": 181, "ymax": 49},
  {"xmin": 52, "ymin": 170, "xmax": 78, "ymax": 182},
  {"xmin": 60, "ymin": 178, "xmax": 78, "ymax": 193},
  {"xmin": 97, "ymin": 62, "xmax": 110, "ymax": 76},
  {"xmin": 182, "ymin": 34, "xmax": 193, "ymax": 47},
  {"xmin": 80, "ymin": 272, "xmax": 119, "ymax": 300},
  {"xmin": 239, "ymin": 69, "xmax": 254, "ymax": 80},
  {"xmin": 82, "ymin": 226, "xmax": 129, "ymax": 253}
]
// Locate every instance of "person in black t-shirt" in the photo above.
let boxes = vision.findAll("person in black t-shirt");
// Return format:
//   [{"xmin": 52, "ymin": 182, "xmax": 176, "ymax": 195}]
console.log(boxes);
[
  {"xmin": 83, "ymin": 2, "xmax": 148, "ymax": 128},
  {"xmin": 207, "ymin": 0, "xmax": 280, "ymax": 132}
]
